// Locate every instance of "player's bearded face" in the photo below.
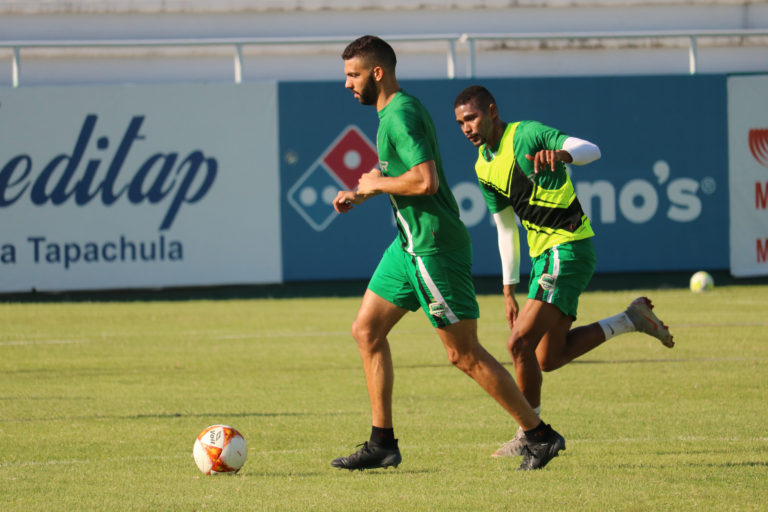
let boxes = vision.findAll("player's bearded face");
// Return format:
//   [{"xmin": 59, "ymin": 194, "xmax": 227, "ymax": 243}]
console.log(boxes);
[
  {"xmin": 357, "ymin": 72, "xmax": 378, "ymax": 105},
  {"xmin": 344, "ymin": 57, "xmax": 379, "ymax": 106}
]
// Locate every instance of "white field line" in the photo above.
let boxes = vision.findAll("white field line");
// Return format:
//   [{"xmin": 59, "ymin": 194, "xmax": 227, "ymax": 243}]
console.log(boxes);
[
  {"xmin": 211, "ymin": 332, "xmax": 352, "ymax": 340},
  {"xmin": 0, "ymin": 454, "xmax": 189, "ymax": 469},
  {"xmin": 3, "ymin": 318, "xmax": 766, "ymax": 345},
  {"xmin": 0, "ymin": 339, "xmax": 89, "ymax": 346}
]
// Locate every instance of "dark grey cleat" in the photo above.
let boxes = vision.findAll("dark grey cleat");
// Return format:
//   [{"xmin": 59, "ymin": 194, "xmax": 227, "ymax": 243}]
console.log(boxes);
[
  {"xmin": 331, "ymin": 441, "xmax": 402, "ymax": 471},
  {"xmin": 517, "ymin": 429, "xmax": 565, "ymax": 470}
]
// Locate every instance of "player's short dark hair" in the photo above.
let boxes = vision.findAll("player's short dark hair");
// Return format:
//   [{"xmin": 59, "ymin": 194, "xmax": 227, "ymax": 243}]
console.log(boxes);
[
  {"xmin": 454, "ymin": 85, "xmax": 496, "ymax": 111},
  {"xmin": 342, "ymin": 35, "xmax": 397, "ymax": 70}
]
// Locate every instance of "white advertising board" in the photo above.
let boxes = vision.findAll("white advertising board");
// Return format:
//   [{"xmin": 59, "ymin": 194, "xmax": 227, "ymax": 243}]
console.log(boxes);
[
  {"xmin": 728, "ymin": 75, "xmax": 768, "ymax": 277},
  {"xmin": 0, "ymin": 83, "xmax": 281, "ymax": 292}
]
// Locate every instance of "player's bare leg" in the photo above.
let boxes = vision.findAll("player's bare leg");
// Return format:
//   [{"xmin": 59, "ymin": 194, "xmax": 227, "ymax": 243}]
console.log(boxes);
[
  {"xmin": 349, "ymin": 289, "xmax": 408, "ymax": 428},
  {"xmin": 538, "ymin": 296, "xmax": 674, "ymax": 373},
  {"xmin": 436, "ymin": 319, "xmax": 566, "ymax": 469},
  {"xmin": 436, "ymin": 319, "xmax": 538, "ymax": 429},
  {"xmin": 536, "ymin": 297, "xmax": 674, "ymax": 373},
  {"xmin": 495, "ymin": 297, "xmax": 673, "ymax": 459},
  {"xmin": 537, "ymin": 321, "xmax": 606, "ymax": 372},
  {"xmin": 507, "ymin": 299, "xmax": 565, "ymax": 409},
  {"xmin": 332, "ymin": 289, "xmax": 406, "ymax": 470},
  {"xmin": 496, "ymin": 302, "xmax": 601, "ymax": 457}
]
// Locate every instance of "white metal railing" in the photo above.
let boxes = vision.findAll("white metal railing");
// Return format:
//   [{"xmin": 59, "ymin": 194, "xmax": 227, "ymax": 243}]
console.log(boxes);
[
  {"xmin": 2, "ymin": 29, "xmax": 768, "ymax": 87},
  {"xmin": 460, "ymin": 29, "xmax": 768, "ymax": 77}
]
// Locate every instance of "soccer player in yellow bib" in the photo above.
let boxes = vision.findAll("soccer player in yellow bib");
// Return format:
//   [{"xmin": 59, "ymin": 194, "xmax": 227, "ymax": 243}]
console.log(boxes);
[
  {"xmin": 330, "ymin": 37, "xmax": 566, "ymax": 471},
  {"xmin": 453, "ymin": 85, "xmax": 675, "ymax": 458}
]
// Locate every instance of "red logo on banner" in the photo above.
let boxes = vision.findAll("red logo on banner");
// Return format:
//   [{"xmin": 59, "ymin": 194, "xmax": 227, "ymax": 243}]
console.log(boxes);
[
  {"xmin": 322, "ymin": 127, "xmax": 379, "ymax": 189},
  {"xmin": 758, "ymin": 238, "xmax": 768, "ymax": 263},
  {"xmin": 749, "ymin": 128, "xmax": 768, "ymax": 168}
]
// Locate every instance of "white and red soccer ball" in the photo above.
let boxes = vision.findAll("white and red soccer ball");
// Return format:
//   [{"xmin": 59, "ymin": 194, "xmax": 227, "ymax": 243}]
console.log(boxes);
[{"xmin": 193, "ymin": 425, "xmax": 247, "ymax": 475}]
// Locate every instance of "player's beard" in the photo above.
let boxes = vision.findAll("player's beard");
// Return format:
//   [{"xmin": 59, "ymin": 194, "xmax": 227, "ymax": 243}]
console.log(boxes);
[{"xmin": 357, "ymin": 74, "xmax": 378, "ymax": 106}]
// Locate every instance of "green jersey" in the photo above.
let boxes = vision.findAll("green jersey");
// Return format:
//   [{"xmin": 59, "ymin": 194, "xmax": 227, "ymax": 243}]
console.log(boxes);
[
  {"xmin": 475, "ymin": 120, "xmax": 594, "ymax": 257},
  {"xmin": 377, "ymin": 91, "xmax": 471, "ymax": 255}
]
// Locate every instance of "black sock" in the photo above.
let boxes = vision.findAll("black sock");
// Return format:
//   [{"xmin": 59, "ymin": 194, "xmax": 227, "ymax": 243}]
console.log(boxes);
[
  {"xmin": 370, "ymin": 426, "xmax": 396, "ymax": 448},
  {"xmin": 524, "ymin": 421, "xmax": 553, "ymax": 442}
]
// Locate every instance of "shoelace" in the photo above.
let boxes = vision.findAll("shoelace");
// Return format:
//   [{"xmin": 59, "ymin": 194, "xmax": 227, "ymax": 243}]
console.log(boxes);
[{"xmin": 347, "ymin": 442, "xmax": 373, "ymax": 459}]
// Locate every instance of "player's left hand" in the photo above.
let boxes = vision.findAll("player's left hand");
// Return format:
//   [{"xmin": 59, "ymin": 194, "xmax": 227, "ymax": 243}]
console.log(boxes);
[{"xmin": 356, "ymin": 168, "xmax": 382, "ymax": 195}]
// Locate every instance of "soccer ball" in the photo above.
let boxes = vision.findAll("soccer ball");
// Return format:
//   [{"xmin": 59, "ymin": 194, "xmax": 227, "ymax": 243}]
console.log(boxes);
[
  {"xmin": 193, "ymin": 425, "xmax": 247, "ymax": 475},
  {"xmin": 689, "ymin": 271, "xmax": 714, "ymax": 292}
]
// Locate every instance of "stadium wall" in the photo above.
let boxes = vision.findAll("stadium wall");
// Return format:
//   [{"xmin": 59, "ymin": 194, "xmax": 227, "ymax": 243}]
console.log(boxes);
[
  {"xmin": 4, "ymin": 72, "xmax": 763, "ymax": 293},
  {"xmin": 280, "ymin": 74, "xmax": 730, "ymax": 282}
]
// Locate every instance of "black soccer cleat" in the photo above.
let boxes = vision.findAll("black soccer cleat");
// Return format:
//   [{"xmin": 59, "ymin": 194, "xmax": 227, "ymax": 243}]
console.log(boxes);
[
  {"xmin": 517, "ymin": 428, "xmax": 566, "ymax": 471},
  {"xmin": 331, "ymin": 440, "xmax": 402, "ymax": 471}
]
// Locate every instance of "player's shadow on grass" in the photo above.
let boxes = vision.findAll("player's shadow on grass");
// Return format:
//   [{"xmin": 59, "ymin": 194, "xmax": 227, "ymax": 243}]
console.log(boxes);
[
  {"xmin": 251, "ymin": 467, "xmax": 437, "ymax": 478},
  {"xmin": 569, "ymin": 358, "xmax": 694, "ymax": 364}
]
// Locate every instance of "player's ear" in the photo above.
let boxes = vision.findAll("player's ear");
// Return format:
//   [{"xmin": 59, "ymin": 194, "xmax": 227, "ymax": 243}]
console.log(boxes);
[
  {"xmin": 488, "ymin": 103, "xmax": 499, "ymax": 118},
  {"xmin": 372, "ymin": 65, "xmax": 385, "ymax": 82}
]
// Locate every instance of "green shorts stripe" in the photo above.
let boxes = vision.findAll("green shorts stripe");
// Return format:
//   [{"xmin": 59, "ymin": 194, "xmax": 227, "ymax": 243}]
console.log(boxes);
[
  {"xmin": 368, "ymin": 239, "xmax": 480, "ymax": 328},
  {"xmin": 528, "ymin": 238, "xmax": 595, "ymax": 319},
  {"xmin": 414, "ymin": 255, "xmax": 460, "ymax": 325}
]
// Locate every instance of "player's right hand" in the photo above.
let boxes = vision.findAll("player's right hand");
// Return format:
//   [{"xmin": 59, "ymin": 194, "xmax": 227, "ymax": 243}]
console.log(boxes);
[
  {"xmin": 504, "ymin": 288, "xmax": 519, "ymax": 330},
  {"xmin": 332, "ymin": 190, "xmax": 357, "ymax": 213}
]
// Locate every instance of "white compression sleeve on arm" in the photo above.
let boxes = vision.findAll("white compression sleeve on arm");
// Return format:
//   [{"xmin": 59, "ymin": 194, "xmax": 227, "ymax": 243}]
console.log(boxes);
[
  {"xmin": 493, "ymin": 206, "xmax": 520, "ymax": 285},
  {"xmin": 562, "ymin": 137, "xmax": 601, "ymax": 165}
]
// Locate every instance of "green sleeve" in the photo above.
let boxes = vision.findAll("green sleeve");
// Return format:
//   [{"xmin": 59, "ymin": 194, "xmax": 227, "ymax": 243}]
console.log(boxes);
[
  {"xmin": 479, "ymin": 181, "xmax": 507, "ymax": 214},
  {"xmin": 522, "ymin": 120, "xmax": 569, "ymax": 153},
  {"xmin": 389, "ymin": 108, "xmax": 434, "ymax": 170}
]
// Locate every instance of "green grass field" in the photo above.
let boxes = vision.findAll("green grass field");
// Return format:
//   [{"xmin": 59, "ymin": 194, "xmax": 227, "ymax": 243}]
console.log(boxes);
[{"xmin": 1, "ymin": 282, "xmax": 767, "ymax": 511}]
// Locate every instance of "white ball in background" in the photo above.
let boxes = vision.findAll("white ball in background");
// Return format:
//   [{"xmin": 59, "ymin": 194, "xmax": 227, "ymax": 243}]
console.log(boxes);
[{"xmin": 689, "ymin": 271, "xmax": 715, "ymax": 292}]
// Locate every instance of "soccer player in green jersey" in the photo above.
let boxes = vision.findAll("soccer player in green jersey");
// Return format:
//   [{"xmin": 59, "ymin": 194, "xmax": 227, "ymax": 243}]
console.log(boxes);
[
  {"xmin": 453, "ymin": 85, "xmax": 675, "ymax": 458},
  {"xmin": 330, "ymin": 36, "xmax": 566, "ymax": 471}
]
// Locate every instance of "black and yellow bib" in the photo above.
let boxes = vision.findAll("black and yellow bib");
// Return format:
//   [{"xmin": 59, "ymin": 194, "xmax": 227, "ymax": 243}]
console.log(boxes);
[{"xmin": 475, "ymin": 121, "xmax": 594, "ymax": 257}]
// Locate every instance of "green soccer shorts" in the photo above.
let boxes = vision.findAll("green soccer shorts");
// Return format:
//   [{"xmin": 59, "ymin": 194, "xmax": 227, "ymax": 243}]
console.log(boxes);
[
  {"xmin": 368, "ymin": 239, "xmax": 480, "ymax": 328},
  {"xmin": 527, "ymin": 238, "xmax": 596, "ymax": 319}
]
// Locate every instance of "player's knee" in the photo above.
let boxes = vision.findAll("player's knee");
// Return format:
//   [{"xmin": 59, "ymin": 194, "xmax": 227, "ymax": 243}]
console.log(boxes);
[
  {"xmin": 444, "ymin": 346, "xmax": 461, "ymax": 366},
  {"xmin": 445, "ymin": 346, "xmax": 473, "ymax": 372},
  {"xmin": 351, "ymin": 320, "xmax": 389, "ymax": 355},
  {"xmin": 445, "ymin": 349, "xmax": 458, "ymax": 367},
  {"xmin": 351, "ymin": 320, "xmax": 374, "ymax": 346},
  {"xmin": 507, "ymin": 333, "xmax": 535, "ymax": 360},
  {"xmin": 538, "ymin": 357, "xmax": 557, "ymax": 372}
]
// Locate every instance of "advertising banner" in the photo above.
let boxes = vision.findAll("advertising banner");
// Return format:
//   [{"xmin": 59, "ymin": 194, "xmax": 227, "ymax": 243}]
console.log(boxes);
[
  {"xmin": 279, "ymin": 75, "xmax": 728, "ymax": 281},
  {"xmin": 728, "ymin": 74, "xmax": 768, "ymax": 277},
  {"xmin": 0, "ymin": 83, "xmax": 281, "ymax": 292}
]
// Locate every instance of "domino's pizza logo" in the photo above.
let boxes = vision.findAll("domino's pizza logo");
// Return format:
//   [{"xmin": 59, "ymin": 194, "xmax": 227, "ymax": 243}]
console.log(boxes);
[
  {"xmin": 287, "ymin": 125, "xmax": 378, "ymax": 231},
  {"xmin": 749, "ymin": 128, "xmax": 768, "ymax": 168}
]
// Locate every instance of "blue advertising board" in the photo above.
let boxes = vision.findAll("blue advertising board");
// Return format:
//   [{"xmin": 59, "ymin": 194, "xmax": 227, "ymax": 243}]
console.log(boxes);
[{"xmin": 279, "ymin": 75, "xmax": 728, "ymax": 282}]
